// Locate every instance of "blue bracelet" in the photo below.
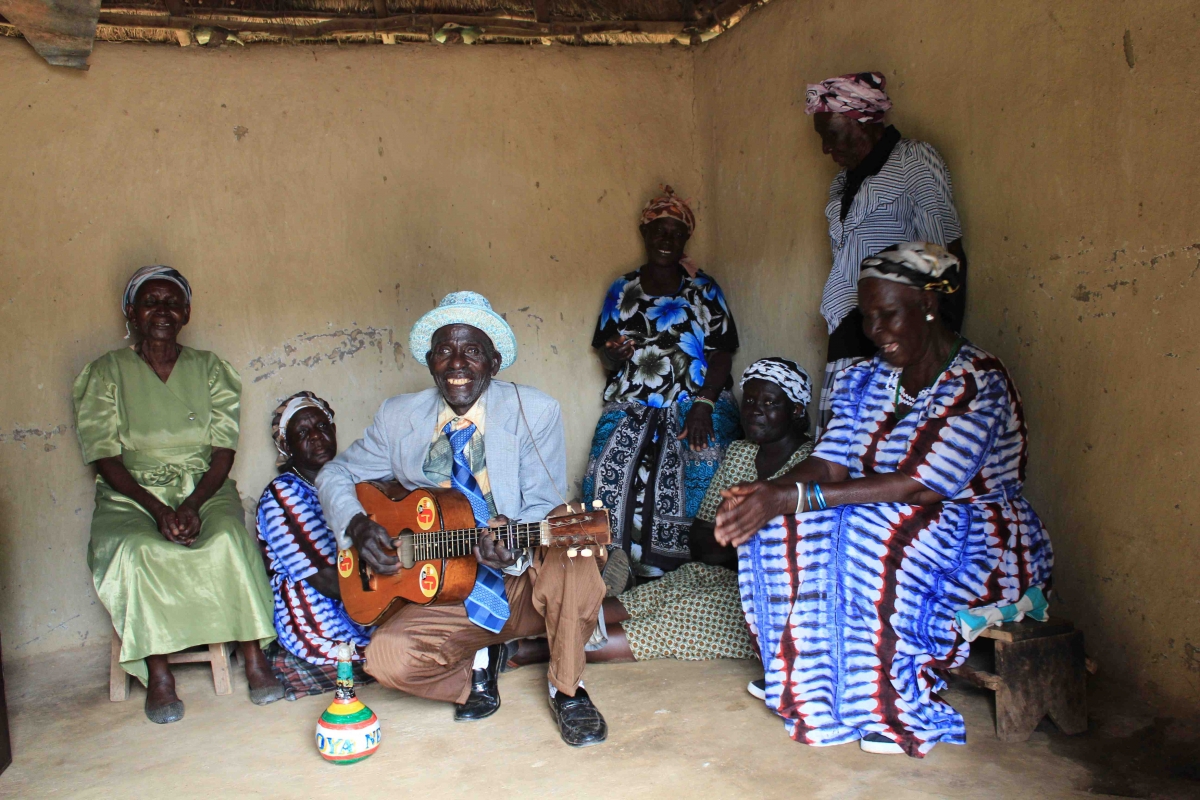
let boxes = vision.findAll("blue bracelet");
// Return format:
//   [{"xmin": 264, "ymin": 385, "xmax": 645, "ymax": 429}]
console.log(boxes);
[{"xmin": 813, "ymin": 483, "xmax": 828, "ymax": 511}]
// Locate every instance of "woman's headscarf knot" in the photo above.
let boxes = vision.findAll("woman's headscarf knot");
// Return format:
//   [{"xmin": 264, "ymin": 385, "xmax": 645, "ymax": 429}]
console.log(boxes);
[
  {"xmin": 271, "ymin": 391, "xmax": 335, "ymax": 467},
  {"xmin": 640, "ymin": 185, "xmax": 696, "ymax": 236},
  {"xmin": 859, "ymin": 241, "xmax": 962, "ymax": 294},
  {"xmin": 740, "ymin": 358, "xmax": 813, "ymax": 408},
  {"xmin": 804, "ymin": 72, "xmax": 892, "ymax": 123}
]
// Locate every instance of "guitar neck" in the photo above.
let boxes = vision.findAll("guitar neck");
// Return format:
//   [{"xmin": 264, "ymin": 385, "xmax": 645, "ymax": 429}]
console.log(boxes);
[{"xmin": 412, "ymin": 522, "xmax": 545, "ymax": 561}]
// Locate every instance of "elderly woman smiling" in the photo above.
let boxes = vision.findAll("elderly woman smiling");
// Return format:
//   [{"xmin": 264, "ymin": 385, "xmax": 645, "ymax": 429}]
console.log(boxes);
[
  {"xmin": 583, "ymin": 187, "xmax": 740, "ymax": 577},
  {"xmin": 714, "ymin": 243, "xmax": 1053, "ymax": 757},
  {"xmin": 255, "ymin": 391, "xmax": 372, "ymax": 699},
  {"xmin": 72, "ymin": 266, "xmax": 282, "ymax": 723}
]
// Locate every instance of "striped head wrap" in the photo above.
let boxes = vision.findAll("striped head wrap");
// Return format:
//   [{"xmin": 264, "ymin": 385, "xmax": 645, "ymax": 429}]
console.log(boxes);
[
  {"xmin": 122, "ymin": 265, "xmax": 192, "ymax": 311},
  {"xmin": 271, "ymin": 391, "xmax": 335, "ymax": 467},
  {"xmin": 804, "ymin": 72, "xmax": 892, "ymax": 123},
  {"xmin": 740, "ymin": 357, "xmax": 812, "ymax": 408},
  {"xmin": 640, "ymin": 185, "xmax": 696, "ymax": 236},
  {"xmin": 859, "ymin": 241, "xmax": 962, "ymax": 294}
]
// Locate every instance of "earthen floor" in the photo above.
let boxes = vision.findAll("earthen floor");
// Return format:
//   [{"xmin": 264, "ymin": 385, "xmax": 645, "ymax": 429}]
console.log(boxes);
[{"xmin": 1, "ymin": 649, "xmax": 1197, "ymax": 798}]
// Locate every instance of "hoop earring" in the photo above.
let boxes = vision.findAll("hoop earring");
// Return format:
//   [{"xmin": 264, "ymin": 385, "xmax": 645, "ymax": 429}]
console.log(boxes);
[{"xmin": 925, "ymin": 313, "xmax": 935, "ymax": 322}]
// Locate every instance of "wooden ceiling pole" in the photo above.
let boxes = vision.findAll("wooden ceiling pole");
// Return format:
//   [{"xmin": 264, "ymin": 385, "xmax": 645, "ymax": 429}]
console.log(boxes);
[
  {"xmin": 373, "ymin": 0, "xmax": 396, "ymax": 43},
  {"xmin": 161, "ymin": 0, "xmax": 191, "ymax": 45},
  {"xmin": 531, "ymin": 0, "xmax": 548, "ymax": 24},
  {"xmin": 95, "ymin": 10, "xmax": 688, "ymax": 39}
]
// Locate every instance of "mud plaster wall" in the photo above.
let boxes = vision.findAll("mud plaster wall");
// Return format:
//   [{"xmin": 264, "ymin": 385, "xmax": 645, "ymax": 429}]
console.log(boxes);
[
  {"xmin": 0, "ymin": 37, "xmax": 702, "ymax": 662},
  {"xmin": 695, "ymin": 0, "xmax": 1200, "ymax": 712}
]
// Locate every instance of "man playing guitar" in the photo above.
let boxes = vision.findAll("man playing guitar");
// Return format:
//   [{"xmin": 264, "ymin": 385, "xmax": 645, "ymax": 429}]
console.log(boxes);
[{"xmin": 316, "ymin": 291, "xmax": 608, "ymax": 747}]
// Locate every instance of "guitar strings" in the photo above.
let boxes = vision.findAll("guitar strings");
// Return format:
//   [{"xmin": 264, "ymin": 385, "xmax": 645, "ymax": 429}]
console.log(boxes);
[{"xmin": 404, "ymin": 519, "xmax": 598, "ymax": 560}]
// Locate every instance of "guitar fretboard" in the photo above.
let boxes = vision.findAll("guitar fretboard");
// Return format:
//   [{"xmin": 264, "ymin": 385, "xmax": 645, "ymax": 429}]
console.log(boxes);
[{"xmin": 411, "ymin": 523, "xmax": 545, "ymax": 561}]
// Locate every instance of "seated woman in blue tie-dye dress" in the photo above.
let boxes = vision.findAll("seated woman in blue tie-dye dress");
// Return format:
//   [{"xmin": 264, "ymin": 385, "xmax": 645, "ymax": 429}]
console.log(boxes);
[
  {"xmin": 714, "ymin": 243, "xmax": 1053, "ymax": 758},
  {"xmin": 255, "ymin": 391, "xmax": 373, "ymax": 699}
]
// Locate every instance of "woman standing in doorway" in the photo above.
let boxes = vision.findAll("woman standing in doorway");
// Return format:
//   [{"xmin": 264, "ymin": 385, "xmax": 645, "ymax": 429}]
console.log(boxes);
[
  {"xmin": 805, "ymin": 72, "xmax": 968, "ymax": 435},
  {"xmin": 582, "ymin": 187, "xmax": 740, "ymax": 578}
]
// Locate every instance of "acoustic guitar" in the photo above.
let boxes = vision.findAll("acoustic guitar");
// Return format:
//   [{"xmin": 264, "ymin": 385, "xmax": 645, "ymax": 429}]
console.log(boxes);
[{"xmin": 337, "ymin": 482, "xmax": 612, "ymax": 626}]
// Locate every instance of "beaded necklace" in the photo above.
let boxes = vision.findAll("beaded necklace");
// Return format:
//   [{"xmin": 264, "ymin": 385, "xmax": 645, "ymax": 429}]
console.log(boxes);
[
  {"xmin": 288, "ymin": 465, "xmax": 319, "ymax": 490},
  {"xmin": 893, "ymin": 336, "xmax": 962, "ymax": 413}
]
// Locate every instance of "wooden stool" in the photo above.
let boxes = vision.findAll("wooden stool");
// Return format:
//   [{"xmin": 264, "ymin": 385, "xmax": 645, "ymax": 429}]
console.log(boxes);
[
  {"xmin": 948, "ymin": 616, "xmax": 1087, "ymax": 742},
  {"xmin": 109, "ymin": 628, "xmax": 235, "ymax": 701}
]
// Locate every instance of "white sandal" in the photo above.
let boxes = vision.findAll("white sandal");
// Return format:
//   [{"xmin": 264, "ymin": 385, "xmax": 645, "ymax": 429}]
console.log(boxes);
[{"xmin": 859, "ymin": 733, "xmax": 903, "ymax": 755}]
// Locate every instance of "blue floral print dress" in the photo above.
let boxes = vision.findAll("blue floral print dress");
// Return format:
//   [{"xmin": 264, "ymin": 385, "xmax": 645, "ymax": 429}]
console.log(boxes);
[{"xmin": 583, "ymin": 268, "xmax": 740, "ymax": 569}]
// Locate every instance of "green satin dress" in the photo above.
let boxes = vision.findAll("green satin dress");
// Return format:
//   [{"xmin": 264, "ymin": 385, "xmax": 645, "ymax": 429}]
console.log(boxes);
[{"xmin": 73, "ymin": 346, "xmax": 275, "ymax": 684}]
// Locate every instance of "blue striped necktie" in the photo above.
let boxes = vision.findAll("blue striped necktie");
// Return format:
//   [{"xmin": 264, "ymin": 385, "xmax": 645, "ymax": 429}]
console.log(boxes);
[{"xmin": 444, "ymin": 420, "xmax": 510, "ymax": 633}]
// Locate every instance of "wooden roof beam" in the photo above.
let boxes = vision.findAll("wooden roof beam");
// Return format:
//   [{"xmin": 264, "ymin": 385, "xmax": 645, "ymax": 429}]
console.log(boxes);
[{"xmin": 95, "ymin": 10, "xmax": 691, "ymax": 39}]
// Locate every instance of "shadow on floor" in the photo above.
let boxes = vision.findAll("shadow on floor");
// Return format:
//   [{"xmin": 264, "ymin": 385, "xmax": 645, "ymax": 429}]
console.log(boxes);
[{"xmin": 946, "ymin": 674, "xmax": 1200, "ymax": 799}]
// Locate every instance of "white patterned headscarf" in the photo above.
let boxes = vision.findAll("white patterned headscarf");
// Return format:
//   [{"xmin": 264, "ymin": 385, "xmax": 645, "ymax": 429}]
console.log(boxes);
[
  {"xmin": 740, "ymin": 358, "xmax": 812, "ymax": 408},
  {"xmin": 804, "ymin": 72, "xmax": 892, "ymax": 123},
  {"xmin": 271, "ymin": 391, "xmax": 335, "ymax": 467},
  {"xmin": 122, "ymin": 265, "xmax": 192, "ymax": 310},
  {"xmin": 859, "ymin": 241, "xmax": 962, "ymax": 294}
]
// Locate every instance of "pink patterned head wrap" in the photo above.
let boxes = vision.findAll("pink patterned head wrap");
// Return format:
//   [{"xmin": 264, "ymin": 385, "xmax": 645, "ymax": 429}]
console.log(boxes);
[
  {"xmin": 640, "ymin": 185, "xmax": 696, "ymax": 236},
  {"xmin": 804, "ymin": 72, "xmax": 892, "ymax": 123}
]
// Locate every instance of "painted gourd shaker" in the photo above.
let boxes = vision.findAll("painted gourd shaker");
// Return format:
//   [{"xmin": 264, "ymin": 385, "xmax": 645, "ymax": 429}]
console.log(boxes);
[{"xmin": 314, "ymin": 643, "xmax": 381, "ymax": 764}]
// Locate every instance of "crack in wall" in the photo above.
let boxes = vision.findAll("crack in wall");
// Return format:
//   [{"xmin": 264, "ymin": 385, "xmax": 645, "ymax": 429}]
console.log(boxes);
[
  {"xmin": 0, "ymin": 423, "xmax": 70, "ymax": 451},
  {"xmin": 247, "ymin": 326, "xmax": 399, "ymax": 383}
]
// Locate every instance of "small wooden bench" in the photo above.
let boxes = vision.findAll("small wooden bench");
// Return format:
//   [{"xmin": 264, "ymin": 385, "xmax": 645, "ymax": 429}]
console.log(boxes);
[
  {"xmin": 109, "ymin": 628, "xmax": 236, "ymax": 701},
  {"xmin": 947, "ymin": 616, "xmax": 1087, "ymax": 742}
]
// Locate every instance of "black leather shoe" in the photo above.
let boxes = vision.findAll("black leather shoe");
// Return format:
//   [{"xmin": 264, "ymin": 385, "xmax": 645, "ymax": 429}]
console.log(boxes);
[
  {"xmin": 549, "ymin": 687, "xmax": 608, "ymax": 747},
  {"xmin": 454, "ymin": 644, "xmax": 502, "ymax": 721}
]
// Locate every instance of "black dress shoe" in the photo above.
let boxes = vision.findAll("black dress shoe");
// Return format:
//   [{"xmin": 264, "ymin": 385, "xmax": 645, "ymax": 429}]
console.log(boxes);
[
  {"xmin": 549, "ymin": 687, "xmax": 608, "ymax": 747},
  {"xmin": 454, "ymin": 644, "xmax": 502, "ymax": 721}
]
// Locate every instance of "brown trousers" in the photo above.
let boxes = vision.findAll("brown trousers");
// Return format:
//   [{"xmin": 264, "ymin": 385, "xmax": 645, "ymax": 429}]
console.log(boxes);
[{"xmin": 364, "ymin": 547, "xmax": 605, "ymax": 704}]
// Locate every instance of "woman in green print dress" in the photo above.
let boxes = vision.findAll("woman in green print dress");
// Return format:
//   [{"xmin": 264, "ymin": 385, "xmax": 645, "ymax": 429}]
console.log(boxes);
[{"xmin": 73, "ymin": 266, "xmax": 282, "ymax": 724}]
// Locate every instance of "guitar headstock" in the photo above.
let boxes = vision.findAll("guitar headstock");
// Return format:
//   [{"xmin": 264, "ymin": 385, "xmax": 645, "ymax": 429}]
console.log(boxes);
[{"xmin": 545, "ymin": 500, "xmax": 612, "ymax": 549}]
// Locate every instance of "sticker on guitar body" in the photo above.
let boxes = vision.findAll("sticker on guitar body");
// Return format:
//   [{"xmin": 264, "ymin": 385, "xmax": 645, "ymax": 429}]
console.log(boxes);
[
  {"xmin": 418, "ymin": 563, "xmax": 439, "ymax": 597},
  {"xmin": 415, "ymin": 496, "xmax": 437, "ymax": 531},
  {"xmin": 337, "ymin": 550, "xmax": 355, "ymax": 578}
]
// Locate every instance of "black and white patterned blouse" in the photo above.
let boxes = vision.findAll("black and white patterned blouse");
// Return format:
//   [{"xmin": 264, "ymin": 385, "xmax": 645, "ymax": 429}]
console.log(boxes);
[{"xmin": 592, "ymin": 268, "xmax": 739, "ymax": 406}]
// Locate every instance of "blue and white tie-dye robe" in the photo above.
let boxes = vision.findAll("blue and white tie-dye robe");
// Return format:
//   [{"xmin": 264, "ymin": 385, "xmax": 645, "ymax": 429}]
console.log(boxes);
[
  {"xmin": 256, "ymin": 472, "xmax": 372, "ymax": 665},
  {"xmin": 740, "ymin": 341, "xmax": 1053, "ymax": 757}
]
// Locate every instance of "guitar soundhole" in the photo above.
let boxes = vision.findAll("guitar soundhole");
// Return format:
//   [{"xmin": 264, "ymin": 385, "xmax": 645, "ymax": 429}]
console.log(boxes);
[{"xmin": 359, "ymin": 557, "xmax": 373, "ymax": 592}]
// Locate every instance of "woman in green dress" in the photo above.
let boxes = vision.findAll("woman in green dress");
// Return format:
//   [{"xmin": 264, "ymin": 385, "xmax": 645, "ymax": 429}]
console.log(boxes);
[{"xmin": 73, "ymin": 266, "xmax": 282, "ymax": 724}]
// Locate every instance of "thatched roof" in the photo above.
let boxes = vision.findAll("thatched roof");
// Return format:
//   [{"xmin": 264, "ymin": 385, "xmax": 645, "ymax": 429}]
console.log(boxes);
[{"xmin": 0, "ymin": 0, "xmax": 767, "ymax": 69}]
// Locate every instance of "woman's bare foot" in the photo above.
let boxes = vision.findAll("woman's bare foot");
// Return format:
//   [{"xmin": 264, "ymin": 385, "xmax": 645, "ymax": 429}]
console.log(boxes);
[
  {"xmin": 145, "ymin": 655, "xmax": 184, "ymax": 723},
  {"xmin": 241, "ymin": 642, "xmax": 285, "ymax": 705}
]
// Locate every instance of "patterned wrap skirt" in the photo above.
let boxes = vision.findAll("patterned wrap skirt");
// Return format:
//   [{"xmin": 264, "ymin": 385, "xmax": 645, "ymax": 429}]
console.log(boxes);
[
  {"xmin": 582, "ymin": 391, "xmax": 740, "ymax": 569},
  {"xmin": 741, "ymin": 496, "xmax": 1049, "ymax": 757},
  {"xmin": 619, "ymin": 563, "xmax": 755, "ymax": 661}
]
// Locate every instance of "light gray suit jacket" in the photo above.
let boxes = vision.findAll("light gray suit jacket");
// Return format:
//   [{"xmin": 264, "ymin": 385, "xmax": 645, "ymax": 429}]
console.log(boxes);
[{"xmin": 316, "ymin": 380, "xmax": 567, "ymax": 550}]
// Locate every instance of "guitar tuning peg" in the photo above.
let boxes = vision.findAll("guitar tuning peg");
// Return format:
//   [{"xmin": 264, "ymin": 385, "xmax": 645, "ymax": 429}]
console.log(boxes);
[
  {"xmin": 592, "ymin": 499, "xmax": 603, "ymax": 509},
  {"xmin": 567, "ymin": 547, "xmax": 578, "ymax": 558},
  {"xmin": 580, "ymin": 548, "xmax": 593, "ymax": 557}
]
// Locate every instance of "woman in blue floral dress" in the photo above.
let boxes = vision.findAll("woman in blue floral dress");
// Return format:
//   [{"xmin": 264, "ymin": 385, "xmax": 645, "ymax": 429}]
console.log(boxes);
[{"xmin": 583, "ymin": 187, "xmax": 740, "ymax": 574}]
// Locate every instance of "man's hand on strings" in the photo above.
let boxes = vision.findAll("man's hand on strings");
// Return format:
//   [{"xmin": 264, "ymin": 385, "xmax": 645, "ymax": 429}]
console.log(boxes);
[{"xmin": 476, "ymin": 514, "xmax": 518, "ymax": 569}]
